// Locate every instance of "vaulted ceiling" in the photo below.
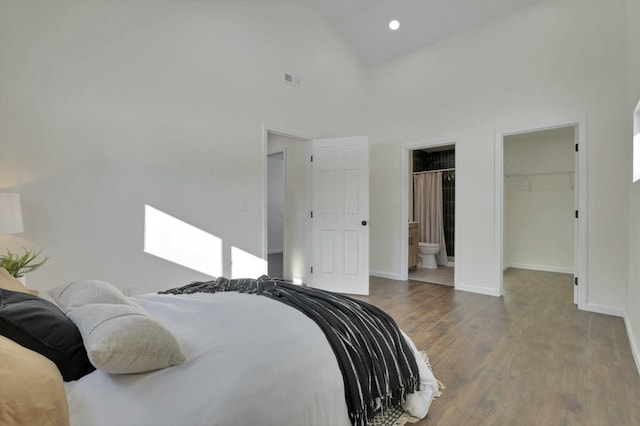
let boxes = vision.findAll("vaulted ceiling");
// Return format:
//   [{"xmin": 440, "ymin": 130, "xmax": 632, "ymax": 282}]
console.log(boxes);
[{"xmin": 305, "ymin": 0, "xmax": 541, "ymax": 66}]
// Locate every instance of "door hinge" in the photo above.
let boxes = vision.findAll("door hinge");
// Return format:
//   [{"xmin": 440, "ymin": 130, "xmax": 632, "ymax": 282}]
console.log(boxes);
[
  {"xmin": 575, "ymin": 143, "xmax": 579, "ymax": 152},
  {"xmin": 574, "ymin": 277, "xmax": 578, "ymax": 286},
  {"xmin": 310, "ymin": 211, "xmax": 313, "ymax": 218},
  {"xmin": 575, "ymin": 210, "xmax": 579, "ymax": 219},
  {"xmin": 310, "ymin": 266, "xmax": 313, "ymax": 274},
  {"xmin": 310, "ymin": 155, "xmax": 313, "ymax": 162}
]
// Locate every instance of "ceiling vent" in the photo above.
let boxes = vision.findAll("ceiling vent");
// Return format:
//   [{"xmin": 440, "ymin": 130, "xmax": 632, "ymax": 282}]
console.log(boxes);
[{"xmin": 284, "ymin": 73, "xmax": 301, "ymax": 88}]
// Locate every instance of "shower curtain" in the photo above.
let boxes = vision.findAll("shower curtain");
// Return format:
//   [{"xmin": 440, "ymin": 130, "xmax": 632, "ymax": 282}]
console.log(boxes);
[{"xmin": 414, "ymin": 172, "xmax": 448, "ymax": 265}]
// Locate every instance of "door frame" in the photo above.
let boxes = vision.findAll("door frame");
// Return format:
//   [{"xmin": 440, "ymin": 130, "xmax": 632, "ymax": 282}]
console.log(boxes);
[
  {"xmin": 262, "ymin": 124, "xmax": 314, "ymax": 282},
  {"xmin": 400, "ymin": 138, "xmax": 460, "ymax": 289},
  {"xmin": 494, "ymin": 117, "xmax": 587, "ymax": 310}
]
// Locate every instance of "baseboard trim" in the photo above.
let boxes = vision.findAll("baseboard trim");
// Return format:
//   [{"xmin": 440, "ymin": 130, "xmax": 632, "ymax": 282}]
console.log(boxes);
[
  {"xmin": 505, "ymin": 263, "xmax": 573, "ymax": 274},
  {"xmin": 456, "ymin": 283, "xmax": 501, "ymax": 297},
  {"xmin": 584, "ymin": 303, "xmax": 625, "ymax": 318},
  {"xmin": 370, "ymin": 270, "xmax": 403, "ymax": 281},
  {"xmin": 625, "ymin": 315, "xmax": 640, "ymax": 377}
]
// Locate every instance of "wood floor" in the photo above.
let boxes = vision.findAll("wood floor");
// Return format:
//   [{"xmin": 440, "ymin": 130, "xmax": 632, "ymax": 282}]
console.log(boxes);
[{"xmin": 357, "ymin": 269, "xmax": 640, "ymax": 426}]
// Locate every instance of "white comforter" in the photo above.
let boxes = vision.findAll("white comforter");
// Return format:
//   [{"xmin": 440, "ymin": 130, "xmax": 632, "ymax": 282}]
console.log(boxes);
[{"xmin": 65, "ymin": 292, "xmax": 438, "ymax": 426}]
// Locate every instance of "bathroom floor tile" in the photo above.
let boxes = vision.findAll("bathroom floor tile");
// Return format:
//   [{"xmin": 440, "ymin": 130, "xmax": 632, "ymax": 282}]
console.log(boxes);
[{"xmin": 409, "ymin": 266, "xmax": 454, "ymax": 286}]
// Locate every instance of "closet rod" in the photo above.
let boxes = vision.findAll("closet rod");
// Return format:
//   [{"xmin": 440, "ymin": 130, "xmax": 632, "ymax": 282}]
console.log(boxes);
[{"xmin": 413, "ymin": 168, "xmax": 455, "ymax": 175}]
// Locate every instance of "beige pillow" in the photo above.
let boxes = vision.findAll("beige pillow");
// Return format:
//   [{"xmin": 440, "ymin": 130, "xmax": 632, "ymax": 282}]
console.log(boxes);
[
  {"xmin": 0, "ymin": 335, "xmax": 70, "ymax": 426},
  {"xmin": 49, "ymin": 279, "xmax": 132, "ymax": 312},
  {"xmin": 67, "ymin": 303, "xmax": 185, "ymax": 374}
]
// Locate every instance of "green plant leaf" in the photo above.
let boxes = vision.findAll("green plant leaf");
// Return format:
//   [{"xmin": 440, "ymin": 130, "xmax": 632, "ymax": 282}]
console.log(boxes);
[{"xmin": 0, "ymin": 248, "xmax": 49, "ymax": 278}]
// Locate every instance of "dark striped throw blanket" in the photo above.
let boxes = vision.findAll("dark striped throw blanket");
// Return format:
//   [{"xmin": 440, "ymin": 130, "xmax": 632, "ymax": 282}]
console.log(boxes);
[{"xmin": 160, "ymin": 276, "xmax": 420, "ymax": 426}]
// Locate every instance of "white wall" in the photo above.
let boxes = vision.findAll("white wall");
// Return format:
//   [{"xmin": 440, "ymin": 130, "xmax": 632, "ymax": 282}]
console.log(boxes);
[
  {"xmin": 625, "ymin": 0, "xmax": 640, "ymax": 372},
  {"xmin": 368, "ymin": 0, "xmax": 629, "ymax": 308},
  {"xmin": 504, "ymin": 128, "xmax": 575, "ymax": 273},
  {"xmin": 0, "ymin": 0, "xmax": 634, "ymax": 327},
  {"xmin": 267, "ymin": 133, "xmax": 311, "ymax": 283},
  {"xmin": 0, "ymin": 0, "xmax": 368, "ymax": 294}
]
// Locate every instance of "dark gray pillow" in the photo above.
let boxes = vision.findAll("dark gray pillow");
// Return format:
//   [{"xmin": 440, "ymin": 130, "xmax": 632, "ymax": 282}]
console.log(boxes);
[{"xmin": 0, "ymin": 289, "xmax": 95, "ymax": 381}]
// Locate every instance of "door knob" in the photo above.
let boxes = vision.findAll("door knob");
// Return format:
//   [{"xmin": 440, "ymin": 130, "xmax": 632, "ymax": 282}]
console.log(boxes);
[{"xmin": 361, "ymin": 220, "xmax": 367, "ymax": 226}]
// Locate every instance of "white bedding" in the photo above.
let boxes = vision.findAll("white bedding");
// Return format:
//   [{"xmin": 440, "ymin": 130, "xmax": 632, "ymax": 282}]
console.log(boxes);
[{"xmin": 65, "ymin": 292, "xmax": 438, "ymax": 426}]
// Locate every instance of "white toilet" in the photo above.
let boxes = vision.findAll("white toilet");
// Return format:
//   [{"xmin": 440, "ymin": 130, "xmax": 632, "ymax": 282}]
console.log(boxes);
[{"xmin": 418, "ymin": 242, "xmax": 441, "ymax": 269}]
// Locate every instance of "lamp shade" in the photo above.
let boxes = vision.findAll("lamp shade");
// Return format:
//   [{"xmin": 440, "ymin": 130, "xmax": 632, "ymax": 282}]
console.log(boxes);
[{"xmin": 0, "ymin": 192, "xmax": 24, "ymax": 234}]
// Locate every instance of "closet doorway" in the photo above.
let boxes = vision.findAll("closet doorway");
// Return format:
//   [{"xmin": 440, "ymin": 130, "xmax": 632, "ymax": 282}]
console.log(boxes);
[
  {"xmin": 496, "ymin": 119, "xmax": 587, "ymax": 308},
  {"xmin": 401, "ymin": 141, "xmax": 458, "ymax": 288}
]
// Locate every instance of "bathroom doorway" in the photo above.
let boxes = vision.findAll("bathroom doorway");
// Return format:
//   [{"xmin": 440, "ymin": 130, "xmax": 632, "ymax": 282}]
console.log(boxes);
[{"xmin": 402, "ymin": 141, "xmax": 458, "ymax": 287}]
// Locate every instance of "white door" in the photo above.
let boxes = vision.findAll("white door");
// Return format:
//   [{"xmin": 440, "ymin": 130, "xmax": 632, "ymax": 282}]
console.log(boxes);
[{"xmin": 311, "ymin": 136, "xmax": 369, "ymax": 295}]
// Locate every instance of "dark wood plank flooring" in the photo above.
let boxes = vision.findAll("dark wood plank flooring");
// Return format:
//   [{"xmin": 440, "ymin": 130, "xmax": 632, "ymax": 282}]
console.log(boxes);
[{"xmin": 356, "ymin": 269, "xmax": 640, "ymax": 425}]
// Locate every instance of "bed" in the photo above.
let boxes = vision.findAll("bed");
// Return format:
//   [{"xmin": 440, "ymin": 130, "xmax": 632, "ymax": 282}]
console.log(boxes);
[{"xmin": 0, "ymin": 270, "xmax": 440, "ymax": 426}]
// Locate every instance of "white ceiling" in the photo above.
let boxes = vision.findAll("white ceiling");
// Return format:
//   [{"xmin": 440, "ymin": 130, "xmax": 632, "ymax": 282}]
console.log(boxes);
[{"xmin": 305, "ymin": 0, "xmax": 541, "ymax": 66}]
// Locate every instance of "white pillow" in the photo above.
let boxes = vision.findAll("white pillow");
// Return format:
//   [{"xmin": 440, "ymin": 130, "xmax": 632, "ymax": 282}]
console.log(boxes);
[
  {"xmin": 67, "ymin": 303, "xmax": 186, "ymax": 374},
  {"xmin": 49, "ymin": 280, "xmax": 132, "ymax": 312}
]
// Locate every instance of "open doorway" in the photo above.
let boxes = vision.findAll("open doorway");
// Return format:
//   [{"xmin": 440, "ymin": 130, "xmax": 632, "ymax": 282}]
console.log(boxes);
[
  {"xmin": 503, "ymin": 127, "xmax": 575, "ymax": 301},
  {"xmin": 265, "ymin": 130, "xmax": 312, "ymax": 284},
  {"xmin": 264, "ymin": 128, "xmax": 371, "ymax": 294},
  {"xmin": 267, "ymin": 151, "xmax": 285, "ymax": 278},
  {"xmin": 402, "ymin": 142, "xmax": 457, "ymax": 287},
  {"xmin": 496, "ymin": 119, "xmax": 587, "ymax": 309}
]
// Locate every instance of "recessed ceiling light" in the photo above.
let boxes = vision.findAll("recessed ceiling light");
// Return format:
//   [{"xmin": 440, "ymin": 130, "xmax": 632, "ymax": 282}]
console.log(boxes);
[{"xmin": 389, "ymin": 20, "xmax": 400, "ymax": 31}]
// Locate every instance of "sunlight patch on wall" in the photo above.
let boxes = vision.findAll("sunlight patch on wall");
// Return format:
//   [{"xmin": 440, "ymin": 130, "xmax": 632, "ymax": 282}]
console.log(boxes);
[
  {"xmin": 634, "ymin": 99, "xmax": 640, "ymax": 183},
  {"xmin": 231, "ymin": 246, "xmax": 266, "ymax": 279},
  {"xmin": 144, "ymin": 205, "xmax": 222, "ymax": 277}
]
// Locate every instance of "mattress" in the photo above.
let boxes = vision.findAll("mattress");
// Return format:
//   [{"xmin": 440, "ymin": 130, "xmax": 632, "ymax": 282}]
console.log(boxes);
[{"xmin": 65, "ymin": 291, "xmax": 438, "ymax": 425}]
